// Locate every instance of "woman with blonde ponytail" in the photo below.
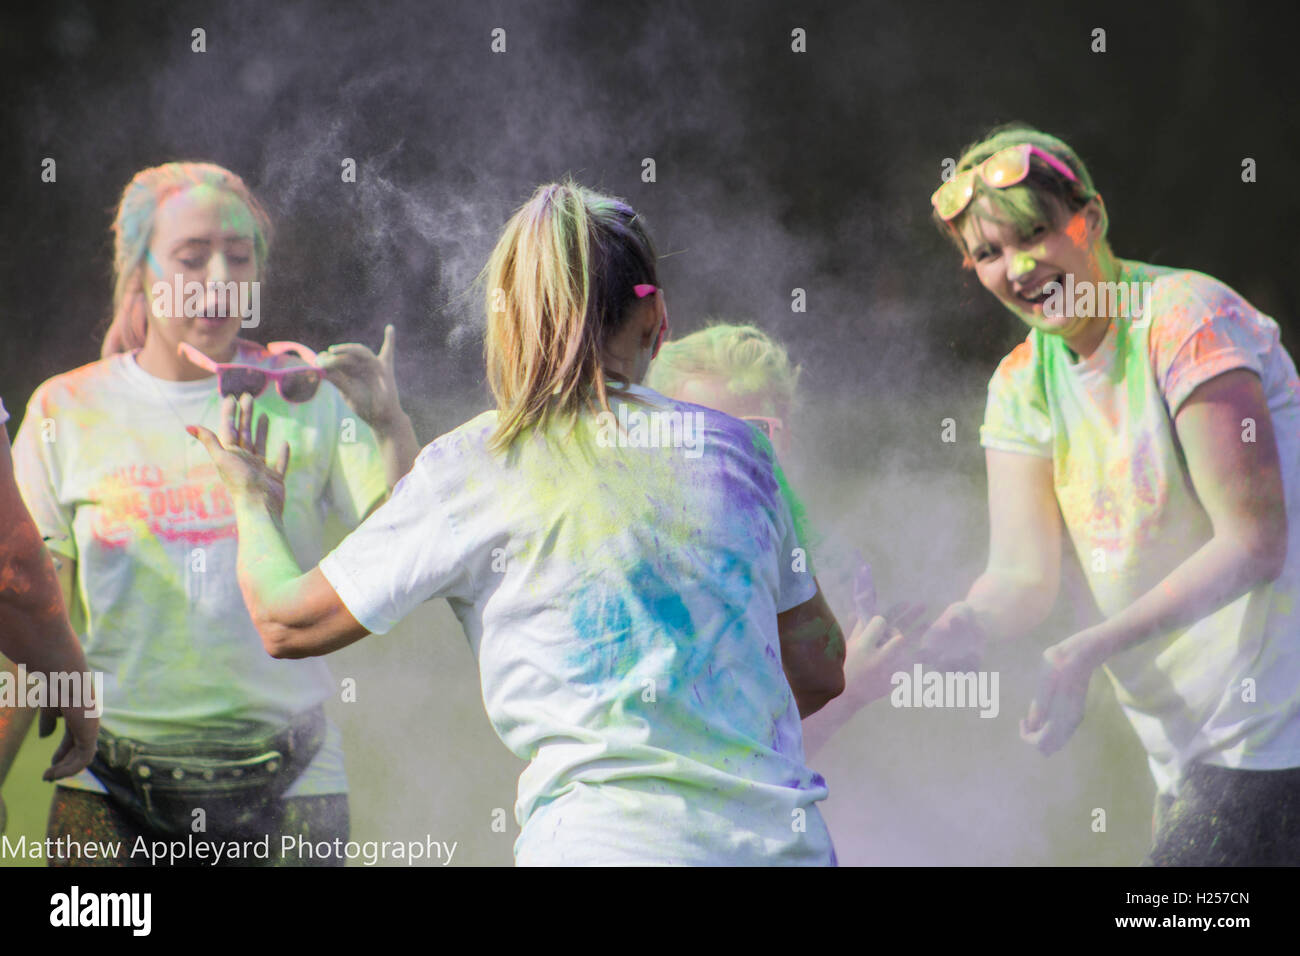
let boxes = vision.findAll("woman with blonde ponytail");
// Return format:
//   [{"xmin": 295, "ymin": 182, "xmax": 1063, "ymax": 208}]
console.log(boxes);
[
  {"xmin": 190, "ymin": 180, "xmax": 847, "ymax": 865},
  {"xmin": 3, "ymin": 161, "xmax": 417, "ymax": 864}
]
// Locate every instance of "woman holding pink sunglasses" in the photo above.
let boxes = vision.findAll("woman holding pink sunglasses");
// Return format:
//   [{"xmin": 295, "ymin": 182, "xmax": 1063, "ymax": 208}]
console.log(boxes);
[
  {"xmin": 921, "ymin": 123, "xmax": 1300, "ymax": 865},
  {"xmin": 2, "ymin": 162, "xmax": 417, "ymax": 865}
]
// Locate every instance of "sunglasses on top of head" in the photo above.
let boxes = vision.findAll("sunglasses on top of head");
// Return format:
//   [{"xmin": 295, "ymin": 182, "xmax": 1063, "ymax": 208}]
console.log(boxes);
[
  {"xmin": 930, "ymin": 143, "xmax": 1080, "ymax": 222},
  {"xmin": 177, "ymin": 341, "xmax": 324, "ymax": 403}
]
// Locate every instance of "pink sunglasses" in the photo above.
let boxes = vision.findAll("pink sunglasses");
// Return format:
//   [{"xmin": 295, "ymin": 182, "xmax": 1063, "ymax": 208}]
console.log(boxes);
[
  {"xmin": 931, "ymin": 143, "xmax": 1080, "ymax": 221},
  {"xmin": 741, "ymin": 416, "xmax": 785, "ymax": 441},
  {"xmin": 635, "ymin": 284, "xmax": 669, "ymax": 357},
  {"xmin": 177, "ymin": 341, "xmax": 325, "ymax": 403}
]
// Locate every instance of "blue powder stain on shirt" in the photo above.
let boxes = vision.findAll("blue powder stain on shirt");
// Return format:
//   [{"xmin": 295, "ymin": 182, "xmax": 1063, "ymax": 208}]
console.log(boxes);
[
  {"xmin": 568, "ymin": 587, "xmax": 636, "ymax": 682},
  {"xmin": 566, "ymin": 560, "xmax": 696, "ymax": 685},
  {"xmin": 627, "ymin": 560, "xmax": 694, "ymax": 634}
]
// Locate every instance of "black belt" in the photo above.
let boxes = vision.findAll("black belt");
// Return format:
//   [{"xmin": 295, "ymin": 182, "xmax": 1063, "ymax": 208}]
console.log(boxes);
[{"xmin": 88, "ymin": 706, "xmax": 326, "ymax": 837}]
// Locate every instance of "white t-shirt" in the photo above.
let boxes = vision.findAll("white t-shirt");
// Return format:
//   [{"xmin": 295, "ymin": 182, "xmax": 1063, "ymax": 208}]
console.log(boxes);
[
  {"xmin": 11, "ymin": 344, "xmax": 389, "ymax": 795},
  {"xmin": 1, "ymin": 396, "xmax": 8, "ymax": 427},
  {"xmin": 982, "ymin": 260, "xmax": 1300, "ymax": 796},
  {"xmin": 319, "ymin": 382, "xmax": 835, "ymax": 865}
]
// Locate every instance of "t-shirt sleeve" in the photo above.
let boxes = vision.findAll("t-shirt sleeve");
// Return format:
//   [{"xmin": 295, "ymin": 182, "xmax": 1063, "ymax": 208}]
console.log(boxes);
[
  {"xmin": 979, "ymin": 338, "xmax": 1053, "ymax": 458},
  {"xmin": 771, "ymin": 455, "xmax": 818, "ymax": 613},
  {"xmin": 1149, "ymin": 273, "xmax": 1271, "ymax": 417},
  {"xmin": 318, "ymin": 440, "xmax": 475, "ymax": 635},
  {"xmin": 322, "ymin": 386, "xmax": 391, "ymax": 527},
  {"xmin": 10, "ymin": 388, "xmax": 77, "ymax": 562}
]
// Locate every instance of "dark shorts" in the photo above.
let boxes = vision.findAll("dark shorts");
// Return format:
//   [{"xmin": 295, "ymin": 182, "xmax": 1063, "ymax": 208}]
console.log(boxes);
[
  {"xmin": 47, "ymin": 787, "xmax": 350, "ymax": 867},
  {"xmin": 1144, "ymin": 763, "xmax": 1300, "ymax": 866}
]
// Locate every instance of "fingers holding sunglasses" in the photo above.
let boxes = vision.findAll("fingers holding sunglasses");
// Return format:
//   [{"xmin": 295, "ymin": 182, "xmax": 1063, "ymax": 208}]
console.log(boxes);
[
  {"xmin": 315, "ymin": 358, "xmax": 367, "ymax": 409},
  {"xmin": 319, "ymin": 335, "xmax": 394, "ymax": 385},
  {"xmin": 319, "ymin": 340, "xmax": 379, "ymax": 370},
  {"xmin": 315, "ymin": 345, "xmax": 371, "ymax": 391},
  {"xmin": 318, "ymin": 326, "xmax": 402, "ymax": 428}
]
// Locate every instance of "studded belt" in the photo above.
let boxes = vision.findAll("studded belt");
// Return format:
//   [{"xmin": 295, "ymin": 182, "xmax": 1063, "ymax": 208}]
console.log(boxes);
[{"xmin": 87, "ymin": 706, "xmax": 326, "ymax": 836}]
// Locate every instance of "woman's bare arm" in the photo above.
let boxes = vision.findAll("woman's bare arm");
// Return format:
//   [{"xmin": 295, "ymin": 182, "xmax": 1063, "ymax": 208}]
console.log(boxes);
[
  {"xmin": 1021, "ymin": 368, "xmax": 1287, "ymax": 754},
  {"xmin": 920, "ymin": 448, "xmax": 1062, "ymax": 669}
]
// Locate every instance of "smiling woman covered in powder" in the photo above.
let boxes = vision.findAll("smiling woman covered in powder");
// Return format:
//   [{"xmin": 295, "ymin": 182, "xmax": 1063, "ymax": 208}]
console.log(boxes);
[
  {"xmin": 920, "ymin": 123, "xmax": 1300, "ymax": 865},
  {"xmin": 190, "ymin": 180, "xmax": 846, "ymax": 866}
]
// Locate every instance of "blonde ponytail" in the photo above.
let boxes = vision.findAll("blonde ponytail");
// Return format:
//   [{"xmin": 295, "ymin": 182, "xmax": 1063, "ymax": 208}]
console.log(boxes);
[{"xmin": 483, "ymin": 181, "xmax": 658, "ymax": 453}]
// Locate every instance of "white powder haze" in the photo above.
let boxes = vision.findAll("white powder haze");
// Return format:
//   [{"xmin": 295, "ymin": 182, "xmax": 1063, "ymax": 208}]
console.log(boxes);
[{"xmin": 5, "ymin": 0, "xmax": 1291, "ymax": 866}]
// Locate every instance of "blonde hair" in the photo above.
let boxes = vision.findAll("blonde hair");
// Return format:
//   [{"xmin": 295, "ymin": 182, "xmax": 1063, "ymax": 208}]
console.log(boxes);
[
  {"xmin": 482, "ymin": 180, "xmax": 659, "ymax": 453},
  {"xmin": 102, "ymin": 162, "xmax": 272, "ymax": 358},
  {"xmin": 646, "ymin": 322, "xmax": 800, "ymax": 414}
]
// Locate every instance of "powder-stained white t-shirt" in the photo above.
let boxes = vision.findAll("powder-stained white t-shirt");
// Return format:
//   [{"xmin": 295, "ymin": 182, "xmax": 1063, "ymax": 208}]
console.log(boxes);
[
  {"xmin": 982, "ymin": 260, "xmax": 1300, "ymax": 796},
  {"xmin": 11, "ymin": 344, "xmax": 389, "ymax": 795},
  {"xmin": 320, "ymin": 382, "xmax": 835, "ymax": 865}
]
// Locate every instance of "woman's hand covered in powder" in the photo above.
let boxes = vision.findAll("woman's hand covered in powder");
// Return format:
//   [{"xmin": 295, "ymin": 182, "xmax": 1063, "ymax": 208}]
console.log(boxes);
[
  {"xmin": 842, "ymin": 602, "xmax": 926, "ymax": 706},
  {"xmin": 917, "ymin": 601, "xmax": 986, "ymax": 672},
  {"xmin": 188, "ymin": 394, "xmax": 291, "ymax": 520},
  {"xmin": 316, "ymin": 324, "xmax": 404, "ymax": 432},
  {"xmin": 1019, "ymin": 638, "xmax": 1096, "ymax": 755}
]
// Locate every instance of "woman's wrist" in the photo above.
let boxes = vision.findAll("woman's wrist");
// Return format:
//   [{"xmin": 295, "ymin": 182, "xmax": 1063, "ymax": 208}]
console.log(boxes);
[
  {"xmin": 1059, "ymin": 624, "xmax": 1112, "ymax": 672},
  {"xmin": 371, "ymin": 408, "xmax": 420, "ymax": 488},
  {"xmin": 953, "ymin": 599, "xmax": 990, "ymax": 641},
  {"xmin": 370, "ymin": 403, "xmax": 413, "ymax": 438},
  {"xmin": 230, "ymin": 484, "xmax": 284, "ymax": 525}
]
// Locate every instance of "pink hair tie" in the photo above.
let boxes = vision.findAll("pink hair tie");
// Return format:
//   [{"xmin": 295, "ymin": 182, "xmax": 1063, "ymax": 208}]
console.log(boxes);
[{"xmin": 633, "ymin": 284, "xmax": 657, "ymax": 298}]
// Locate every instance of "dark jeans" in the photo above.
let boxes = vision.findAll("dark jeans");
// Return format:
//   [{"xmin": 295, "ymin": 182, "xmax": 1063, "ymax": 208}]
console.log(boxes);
[
  {"xmin": 47, "ymin": 787, "xmax": 349, "ymax": 867},
  {"xmin": 1144, "ymin": 763, "xmax": 1300, "ymax": 866}
]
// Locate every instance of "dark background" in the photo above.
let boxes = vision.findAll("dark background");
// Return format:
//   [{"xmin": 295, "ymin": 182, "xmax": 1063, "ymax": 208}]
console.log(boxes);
[
  {"xmin": 2, "ymin": 0, "xmax": 1296, "ymax": 866},
  {"xmin": 4, "ymin": 0, "xmax": 1295, "ymax": 438}
]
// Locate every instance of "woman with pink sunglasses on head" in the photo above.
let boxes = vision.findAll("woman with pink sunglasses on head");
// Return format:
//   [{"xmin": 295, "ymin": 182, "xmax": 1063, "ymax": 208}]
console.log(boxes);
[
  {"xmin": 922, "ymin": 123, "xmax": 1300, "ymax": 865},
  {"xmin": 1, "ymin": 161, "xmax": 418, "ymax": 865}
]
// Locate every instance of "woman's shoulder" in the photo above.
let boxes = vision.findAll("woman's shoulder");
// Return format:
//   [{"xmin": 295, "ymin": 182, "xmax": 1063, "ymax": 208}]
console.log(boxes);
[
  {"xmin": 1128, "ymin": 260, "xmax": 1256, "ymax": 323},
  {"xmin": 412, "ymin": 409, "xmax": 499, "ymax": 469},
  {"xmin": 26, "ymin": 353, "xmax": 129, "ymax": 412},
  {"xmin": 989, "ymin": 331, "xmax": 1048, "ymax": 394},
  {"xmin": 1131, "ymin": 259, "xmax": 1274, "ymax": 353}
]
